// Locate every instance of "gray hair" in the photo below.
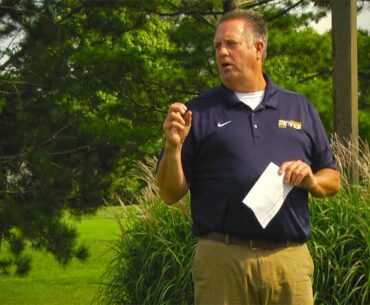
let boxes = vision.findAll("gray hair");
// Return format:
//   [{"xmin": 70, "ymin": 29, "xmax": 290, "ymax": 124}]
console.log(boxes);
[{"xmin": 216, "ymin": 9, "xmax": 268, "ymax": 60}]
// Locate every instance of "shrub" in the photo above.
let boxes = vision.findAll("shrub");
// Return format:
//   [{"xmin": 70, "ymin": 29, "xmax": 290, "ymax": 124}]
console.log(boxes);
[
  {"xmin": 309, "ymin": 189, "xmax": 370, "ymax": 304},
  {"xmin": 331, "ymin": 134, "xmax": 370, "ymax": 189},
  {"xmin": 14, "ymin": 254, "xmax": 32, "ymax": 276},
  {"xmin": 95, "ymin": 158, "xmax": 195, "ymax": 305},
  {"xmin": 310, "ymin": 135, "xmax": 370, "ymax": 305}
]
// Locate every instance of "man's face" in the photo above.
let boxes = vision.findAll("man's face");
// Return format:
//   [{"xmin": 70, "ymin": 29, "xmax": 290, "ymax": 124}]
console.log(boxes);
[{"xmin": 214, "ymin": 19, "xmax": 261, "ymax": 90}]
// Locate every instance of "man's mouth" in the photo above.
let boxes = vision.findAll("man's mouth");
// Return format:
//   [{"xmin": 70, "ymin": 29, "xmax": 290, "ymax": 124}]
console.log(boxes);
[{"xmin": 221, "ymin": 62, "xmax": 233, "ymax": 69}]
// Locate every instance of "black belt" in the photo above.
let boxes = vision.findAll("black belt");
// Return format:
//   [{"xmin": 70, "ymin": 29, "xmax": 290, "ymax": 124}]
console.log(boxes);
[{"xmin": 201, "ymin": 233, "xmax": 300, "ymax": 251}]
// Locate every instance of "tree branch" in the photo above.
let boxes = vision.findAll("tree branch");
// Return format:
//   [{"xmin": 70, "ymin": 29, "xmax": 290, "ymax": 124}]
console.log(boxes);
[
  {"xmin": 240, "ymin": 0, "xmax": 276, "ymax": 10},
  {"xmin": 266, "ymin": 0, "xmax": 306, "ymax": 21},
  {"xmin": 40, "ymin": 123, "xmax": 74, "ymax": 147},
  {"xmin": 47, "ymin": 145, "xmax": 90, "ymax": 156},
  {"xmin": 298, "ymin": 69, "xmax": 332, "ymax": 83}
]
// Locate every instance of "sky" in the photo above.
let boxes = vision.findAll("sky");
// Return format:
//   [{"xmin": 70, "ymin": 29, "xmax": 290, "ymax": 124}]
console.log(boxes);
[{"xmin": 310, "ymin": 2, "xmax": 370, "ymax": 33}]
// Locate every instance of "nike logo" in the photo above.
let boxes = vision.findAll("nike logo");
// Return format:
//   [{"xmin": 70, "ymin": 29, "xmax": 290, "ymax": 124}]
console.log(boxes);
[{"xmin": 217, "ymin": 120, "xmax": 232, "ymax": 127}]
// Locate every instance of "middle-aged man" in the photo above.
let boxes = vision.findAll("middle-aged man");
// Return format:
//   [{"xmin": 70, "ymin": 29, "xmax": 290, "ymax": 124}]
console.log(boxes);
[{"xmin": 157, "ymin": 9, "xmax": 340, "ymax": 305}]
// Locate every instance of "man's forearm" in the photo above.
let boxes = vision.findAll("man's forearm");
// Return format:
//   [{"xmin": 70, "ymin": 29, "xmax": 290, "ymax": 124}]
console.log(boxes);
[
  {"xmin": 157, "ymin": 145, "xmax": 189, "ymax": 205},
  {"xmin": 309, "ymin": 168, "xmax": 341, "ymax": 198}
]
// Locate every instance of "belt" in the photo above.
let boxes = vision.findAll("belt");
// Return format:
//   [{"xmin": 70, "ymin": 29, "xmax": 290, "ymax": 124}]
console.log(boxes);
[{"xmin": 201, "ymin": 233, "xmax": 299, "ymax": 251}]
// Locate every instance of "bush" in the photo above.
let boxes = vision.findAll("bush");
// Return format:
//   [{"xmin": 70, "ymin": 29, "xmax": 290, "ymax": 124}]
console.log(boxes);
[
  {"xmin": 309, "ymin": 187, "xmax": 370, "ymax": 304},
  {"xmin": 14, "ymin": 254, "xmax": 32, "ymax": 276},
  {"xmin": 309, "ymin": 135, "xmax": 370, "ymax": 304},
  {"xmin": 95, "ymin": 158, "xmax": 195, "ymax": 305}
]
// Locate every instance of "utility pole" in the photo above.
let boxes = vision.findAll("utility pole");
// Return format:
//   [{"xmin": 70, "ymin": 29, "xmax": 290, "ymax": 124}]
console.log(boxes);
[{"xmin": 332, "ymin": 0, "xmax": 359, "ymax": 183}]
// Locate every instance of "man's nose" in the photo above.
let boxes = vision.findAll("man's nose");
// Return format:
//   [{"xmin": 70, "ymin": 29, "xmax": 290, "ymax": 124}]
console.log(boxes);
[{"xmin": 217, "ymin": 44, "xmax": 229, "ymax": 56}]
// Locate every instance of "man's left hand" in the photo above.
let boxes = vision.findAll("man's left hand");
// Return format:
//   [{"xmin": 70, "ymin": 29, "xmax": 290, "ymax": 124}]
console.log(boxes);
[
  {"xmin": 279, "ymin": 160, "xmax": 340, "ymax": 197},
  {"xmin": 279, "ymin": 160, "xmax": 316, "ymax": 190}
]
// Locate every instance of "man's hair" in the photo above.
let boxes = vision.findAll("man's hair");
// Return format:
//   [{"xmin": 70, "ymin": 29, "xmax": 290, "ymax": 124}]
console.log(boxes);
[{"xmin": 216, "ymin": 9, "xmax": 268, "ymax": 60}]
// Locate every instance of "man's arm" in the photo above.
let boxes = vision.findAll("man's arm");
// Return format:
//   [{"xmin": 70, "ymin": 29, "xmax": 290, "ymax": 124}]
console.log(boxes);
[
  {"xmin": 157, "ymin": 103, "xmax": 192, "ymax": 205},
  {"xmin": 308, "ymin": 167, "xmax": 341, "ymax": 197},
  {"xmin": 280, "ymin": 160, "xmax": 340, "ymax": 198},
  {"xmin": 157, "ymin": 145, "xmax": 189, "ymax": 204}
]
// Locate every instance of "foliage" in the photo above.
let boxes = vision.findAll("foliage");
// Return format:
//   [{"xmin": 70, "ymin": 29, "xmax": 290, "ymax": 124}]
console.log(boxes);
[
  {"xmin": 95, "ymin": 201, "xmax": 195, "ymax": 305},
  {"xmin": 0, "ymin": 0, "xmax": 124, "ymax": 272},
  {"xmin": 98, "ymin": 147, "xmax": 370, "ymax": 304},
  {"xmin": 95, "ymin": 158, "xmax": 196, "ymax": 305},
  {"xmin": 309, "ymin": 187, "xmax": 370, "ymax": 305},
  {"xmin": 311, "ymin": 128, "xmax": 370, "ymax": 305},
  {"xmin": 331, "ymin": 134, "xmax": 370, "ymax": 189},
  {"xmin": 358, "ymin": 30, "xmax": 370, "ymax": 143}
]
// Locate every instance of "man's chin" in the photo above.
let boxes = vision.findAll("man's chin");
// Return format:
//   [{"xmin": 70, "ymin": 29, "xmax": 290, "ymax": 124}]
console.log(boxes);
[{"xmin": 220, "ymin": 73, "xmax": 237, "ymax": 84}]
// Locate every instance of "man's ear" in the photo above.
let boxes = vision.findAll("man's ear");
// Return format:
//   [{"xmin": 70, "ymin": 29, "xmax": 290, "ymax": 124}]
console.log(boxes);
[{"xmin": 256, "ymin": 41, "xmax": 265, "ymax": 60}]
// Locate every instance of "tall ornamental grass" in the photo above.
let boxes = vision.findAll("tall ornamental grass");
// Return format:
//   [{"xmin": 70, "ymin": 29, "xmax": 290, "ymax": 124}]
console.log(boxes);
[
  {"xmin": 309, "ymin": 190, "xmax": 370, "ymax": 304},
  {"xmin": 97, "ymin": 137, "xmax": 369, "ymax": 305},
  {"xmin": 330, "ymin": 134, "xmax": 370, "ymax": 189},
  {"xmin": 95, "ymin": 158, "xmax": 196, "ymax": 305},
  {"xmin": 309, "ymin": 136, "xmax": 370, "ymax": 304}
]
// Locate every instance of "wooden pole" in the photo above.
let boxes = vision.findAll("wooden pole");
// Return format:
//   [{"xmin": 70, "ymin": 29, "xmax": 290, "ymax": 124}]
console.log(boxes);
[{"xmin": 332, "ymin": 0, "xmax": 359, "ymax": 183}]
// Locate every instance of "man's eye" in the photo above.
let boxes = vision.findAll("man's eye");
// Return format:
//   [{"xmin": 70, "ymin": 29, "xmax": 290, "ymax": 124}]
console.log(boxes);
[{"xmin": 227, "ymin": 41, "xmax": 238, "ymax": 47}]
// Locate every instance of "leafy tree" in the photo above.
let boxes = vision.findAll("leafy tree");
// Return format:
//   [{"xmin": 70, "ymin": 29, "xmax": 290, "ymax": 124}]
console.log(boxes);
[
  {"xmin": 0, "ymin": 0, "xmax": 184, "ymax": 272},
  {"xmin": 0, "ymin": 0, "xmax": 219, "ymax": 274},
  {"xmin": 0, "ymin": 0, "xmax": 119, "ymax": 273}
]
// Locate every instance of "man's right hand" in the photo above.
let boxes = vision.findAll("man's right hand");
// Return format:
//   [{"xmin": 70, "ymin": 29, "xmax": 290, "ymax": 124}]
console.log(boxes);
[
  {"xmin": 157, "ymin": 103, "xmax": 192, "ymax": 204},
  {"xmin": 162, "ymin": 103, "xmax": 192, "ymax": 149}
]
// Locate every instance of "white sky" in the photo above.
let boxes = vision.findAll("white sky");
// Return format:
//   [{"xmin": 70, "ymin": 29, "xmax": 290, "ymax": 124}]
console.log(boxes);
[{"xmin": 310, "ymin": 2, "xmax": 370, "ymax": 33}]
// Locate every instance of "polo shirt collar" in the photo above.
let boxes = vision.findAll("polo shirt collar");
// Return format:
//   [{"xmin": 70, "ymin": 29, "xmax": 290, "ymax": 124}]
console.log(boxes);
[{"xmin": 220, "ymin": 74, "xmax": 279, "ymax": 110}]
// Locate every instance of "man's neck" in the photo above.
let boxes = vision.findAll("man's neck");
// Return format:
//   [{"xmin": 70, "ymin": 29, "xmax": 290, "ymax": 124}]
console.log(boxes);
[{"xmin": 224, "ymin": 74, "xmax": 266, "ymax": 93}]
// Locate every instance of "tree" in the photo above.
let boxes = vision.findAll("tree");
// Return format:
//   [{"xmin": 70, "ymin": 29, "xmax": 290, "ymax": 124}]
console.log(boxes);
[
  {"xmin": 0, "ymin": 0, "xmax": 183, "ymax": 273},
  {"xmin": 0, "ymin": 0, "xmax": 219, "ymax": 274},
  {"xmin": 0, "ymin": 0, "xmax": 121, "ymax": 273}
]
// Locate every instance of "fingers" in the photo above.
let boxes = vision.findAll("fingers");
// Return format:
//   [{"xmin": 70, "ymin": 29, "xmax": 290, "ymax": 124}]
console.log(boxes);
[
  {"xmin": 183, "ymin": 110, "xmax": 192, "ymax": 127},
  {"xmin": 163, "ymin": 103, "xmax": 188, "ymax": 130},
  {"xmin": 162, "ymin": 102, "xmax": 192, "ymax": 148},
  {"xmin": 279, "ymin": 160, "xmax": 314, "ymax": 188}
]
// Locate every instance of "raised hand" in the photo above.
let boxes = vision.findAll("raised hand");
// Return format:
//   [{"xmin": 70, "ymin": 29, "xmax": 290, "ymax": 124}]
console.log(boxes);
[{"xmin": 162, "ymin": 103, "xmax": 192, "ymax": 149}]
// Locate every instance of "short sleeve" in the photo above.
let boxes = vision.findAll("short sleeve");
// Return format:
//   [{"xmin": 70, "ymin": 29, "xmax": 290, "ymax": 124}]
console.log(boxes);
[{"xmin": 307, "ymin": 101, "xmax": 337, "ymax": 173}]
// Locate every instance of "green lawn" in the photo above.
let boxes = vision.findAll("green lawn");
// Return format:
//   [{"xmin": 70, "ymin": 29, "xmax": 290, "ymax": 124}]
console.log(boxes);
[{"xmin": 0, "ymin": 207, "xmax": 122, "ymax": 305}]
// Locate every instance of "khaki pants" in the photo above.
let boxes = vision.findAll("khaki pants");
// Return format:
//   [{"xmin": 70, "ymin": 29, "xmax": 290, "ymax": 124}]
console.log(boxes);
[{"xmin": 192, "ymin": 239, "xmax": 314, "ymax": 305}]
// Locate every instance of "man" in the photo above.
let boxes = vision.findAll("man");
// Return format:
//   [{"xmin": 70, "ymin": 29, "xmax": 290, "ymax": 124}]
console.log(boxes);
[{"xmin": 157, "ymin": 9, "xmax": 340, "ymax": 305}]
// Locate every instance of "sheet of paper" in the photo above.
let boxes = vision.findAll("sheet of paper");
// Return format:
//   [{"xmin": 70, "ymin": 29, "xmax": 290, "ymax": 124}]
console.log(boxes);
[{"xmin": 242, "ymin": 162, "xmax": 293, "ymax": 229}]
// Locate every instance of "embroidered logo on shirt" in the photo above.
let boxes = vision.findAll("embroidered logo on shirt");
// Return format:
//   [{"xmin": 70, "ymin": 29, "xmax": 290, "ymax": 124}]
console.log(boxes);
[
  {"xmin": 278, "ymin": 119, "xmax": 302, "ymax": 130},
  {"xmin": 217, "ymin": 120, "xmax": 232, "ymax": 127}
]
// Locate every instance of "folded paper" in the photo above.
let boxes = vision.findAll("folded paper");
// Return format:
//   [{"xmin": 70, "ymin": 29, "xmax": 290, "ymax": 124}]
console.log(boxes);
[{"xmin": 242, "ymin": 162, "xmax": 293, "ymax": 229}]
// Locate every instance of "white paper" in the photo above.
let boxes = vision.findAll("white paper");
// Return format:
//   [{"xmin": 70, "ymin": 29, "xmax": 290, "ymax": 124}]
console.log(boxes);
[{"xmin": 242, "ymin": 162, "xmax": 293, "ymax": 229}]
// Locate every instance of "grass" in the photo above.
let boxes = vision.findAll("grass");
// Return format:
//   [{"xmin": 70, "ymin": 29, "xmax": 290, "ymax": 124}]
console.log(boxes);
[
  {"xmin": 95, "ymin": 198, "xmax": 195, "ymax": 305},
  {"xmin": 309, "ymin": 188, "xmax": 370, "ymax": 304},
  {"xmin": 0, "ymin": 207, "xmax": 121, "ymax": 305}
]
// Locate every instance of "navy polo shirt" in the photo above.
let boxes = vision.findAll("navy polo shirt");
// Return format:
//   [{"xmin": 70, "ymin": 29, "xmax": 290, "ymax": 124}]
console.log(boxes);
[{"xmin": 181, "ymin": 75, "xmax": 337, "ymax": 242}]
